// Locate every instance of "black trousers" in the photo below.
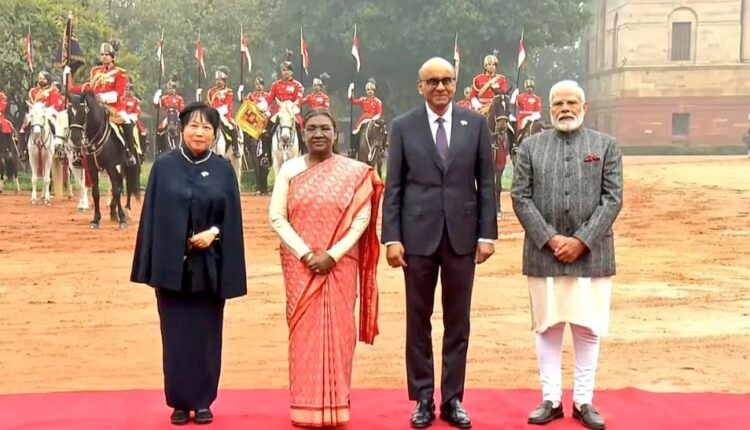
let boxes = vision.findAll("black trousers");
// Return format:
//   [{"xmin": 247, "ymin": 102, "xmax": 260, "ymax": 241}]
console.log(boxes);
[
  {"xmin": 156, "ymin": 287, "xmax": 226, "ymax": 410},
  {"xmin": 404, "ymin": 229, "xmax": 476, "ymax": 404}
]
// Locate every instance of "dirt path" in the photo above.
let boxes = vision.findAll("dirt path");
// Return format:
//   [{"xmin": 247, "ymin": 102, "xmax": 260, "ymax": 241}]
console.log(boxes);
[{"xmin": 1, "ymin": 155, "xmax": 748, "ymax": 395}]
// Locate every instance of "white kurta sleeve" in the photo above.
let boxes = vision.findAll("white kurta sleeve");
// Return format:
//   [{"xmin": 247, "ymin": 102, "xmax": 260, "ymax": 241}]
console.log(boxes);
[
  {"xmin": 269, "ymin": 164, "xmax": 312, "ymax": 260},
  {"xmin": 326, "ymin": 201, "xmax": 372, "ymax": 262}
]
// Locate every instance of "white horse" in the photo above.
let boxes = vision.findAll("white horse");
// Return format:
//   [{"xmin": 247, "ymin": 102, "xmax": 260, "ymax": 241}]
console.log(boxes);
[
  {"xmin": 27, "ymin": 103, "xmax": 56, "ymax": 205},
  {"xmin": 212, "ymin": 122, "xmax": 244, "ymax": 191},
  {"xmin": 271, "ymin": 100, "xmax": 300, "ymax": 177},
  {"xmin": 55, "ymin": 108, "xmax": 89, "ymax": 210}
]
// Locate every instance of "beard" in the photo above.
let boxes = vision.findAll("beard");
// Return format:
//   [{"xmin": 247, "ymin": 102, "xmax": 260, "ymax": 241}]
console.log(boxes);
[{"xmin": 552, "ymin": 112, "xmax": 585, "ymax": 132}]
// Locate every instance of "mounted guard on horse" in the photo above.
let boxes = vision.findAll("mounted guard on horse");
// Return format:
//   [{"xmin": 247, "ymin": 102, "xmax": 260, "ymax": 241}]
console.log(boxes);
[
  {"xmin": 264, "ymin": 60, "xmax": 305, "ymax": 153},
  {"xmin": 470, "ymin": 53, "xmax": 513, "ymax": 218},
  {"xmin": 67, "ymin": 41, "xmax": 139, "ymax": 168},
  {"xmin": 154, "ymin": 77, "xmax": 185, "ymax": 154},
  {"xmin": 238, "ymin": 75, "xmax": 271, "ymax": 194},
  {"xmin": 349, "ymin": 78, "xmax": 384, "ymax": 161},
  {"xmin": 66, "ymin": 40, "xmax": 141, "ymax": 229},
  {"xmin": 206, "ymin": 66, "xmax": 241, "ymax": 159},
  {"xmin": 513, "ymin": 79, "xmax": 545, "ymax": 154},
  {"xmin": 301, "ymin": 77, "xmax": 331, "ymax": 110}
]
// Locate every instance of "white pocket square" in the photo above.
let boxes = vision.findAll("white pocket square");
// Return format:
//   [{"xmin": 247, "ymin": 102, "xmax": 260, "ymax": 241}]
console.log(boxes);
[{"xmin": 460, "ymin": 120, "xmax": 468, "ymax": 126}]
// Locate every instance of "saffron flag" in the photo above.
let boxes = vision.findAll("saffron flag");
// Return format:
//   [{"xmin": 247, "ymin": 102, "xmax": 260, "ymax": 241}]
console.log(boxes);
[
  {"xmin": 351, "ymin": 25, "xmax": 361, "ymax": 73},
  {"xmin": 25, "ymin": 28, "xmax": 34, "ymax": 72},
  {"xmin": 517, "ymin": 29, "xmax": 526, "ymax": 71},
  {"xmin": 195, "ymin": 39, "xmax": 206, "ymax": 78},
  {"xmin": 241, "ymin": 28, "xmax": 252, "ymax": 73},
  {"xmin": 300, "ymin": 27, "xmax": 310, "ymax": 75}
]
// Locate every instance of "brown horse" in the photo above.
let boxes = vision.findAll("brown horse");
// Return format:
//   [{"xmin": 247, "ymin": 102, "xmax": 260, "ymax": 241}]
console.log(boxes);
[{"xmin": 483, "ymin": 93, "xmax": 513, "ymax": 216}]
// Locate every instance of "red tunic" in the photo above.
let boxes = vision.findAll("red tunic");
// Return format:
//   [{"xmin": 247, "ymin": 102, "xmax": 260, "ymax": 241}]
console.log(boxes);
[
  {"xmin": 516, "ymin": 92, "xmax": 543, "ymax": 129},
  {"xmin": 351, "ymin": 96, "xmax": 382, "ymax": 133},
  {"xmin": 0, "ymin": 91, "xmax": 14, "ymax": 134},
  {"xmin": 265, "ymin": 79, "xmax": 304, "ymax": 123},
  {"xmin": 29, "ymin": 86, "xmax": 64, "ymax": 111},
  {"xmin": 206, "ymin": 86, "xmax": 234, "ymax": 123},
  {"xmin": 69, "ymin": 65, "xmax": 129, "ymax": 112},
  {"xmin": 470, "ymin": 73, "xmax": 508, "ymax": 107},
  {"xmin": 248, "ymin": 90, "xmax": 269, "ymax": 105},
  {"xmin": 456, "ymin": 98, "xmax": 473, "ymax": 110},
  {"xmin": 122, "ymin": 96, "xmax": 146, "ymax": 133},
  {"xmin": 156, "ymin": 94, "xmax": 186, "ymax": 130},
  {"xmin": 301, "ymin": 92, "xmax": 330, "ymax": 110}
]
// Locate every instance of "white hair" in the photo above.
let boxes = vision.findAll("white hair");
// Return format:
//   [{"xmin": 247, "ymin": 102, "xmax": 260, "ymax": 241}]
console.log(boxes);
[{"xmin": 549, "ymin": 80, "xmax": 586, "ymax": 105}]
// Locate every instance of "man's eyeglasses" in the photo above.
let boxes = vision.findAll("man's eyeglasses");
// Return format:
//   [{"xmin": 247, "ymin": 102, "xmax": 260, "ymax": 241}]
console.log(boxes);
[{"xmin": 422, "ymin": 77, "xmax": 455, "ymax": 88}]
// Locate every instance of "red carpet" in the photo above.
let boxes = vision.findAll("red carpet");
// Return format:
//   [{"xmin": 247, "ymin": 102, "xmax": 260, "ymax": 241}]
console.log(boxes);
[{"xmin": 1, "ymin": 388, "xmax": 747, "ymax": 430}]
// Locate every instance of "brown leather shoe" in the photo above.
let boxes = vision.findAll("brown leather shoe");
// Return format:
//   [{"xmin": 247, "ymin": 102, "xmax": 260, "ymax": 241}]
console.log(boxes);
[
  {"xmin": 573, "ymin": 404, "xmax": 606, "ymax": 429},
  {"xmin": 439, "ymin": 398, "xmax": 472, "ymax": 429},
  {"xmin": 528, "ymin": 400, "xmax": 564, "ymax": 425}
]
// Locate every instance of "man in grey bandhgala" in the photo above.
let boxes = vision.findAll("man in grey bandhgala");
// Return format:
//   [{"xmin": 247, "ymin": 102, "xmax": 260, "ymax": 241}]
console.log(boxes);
[{"xmin": 511, "ymin": 80, "xmax": 623, "ymax": 430}]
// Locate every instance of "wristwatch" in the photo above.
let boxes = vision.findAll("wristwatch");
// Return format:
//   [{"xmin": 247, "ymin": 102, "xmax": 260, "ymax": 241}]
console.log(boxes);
[{"xmin": 209, "ymin": 226, "xmax": 220, "ymax": 238}]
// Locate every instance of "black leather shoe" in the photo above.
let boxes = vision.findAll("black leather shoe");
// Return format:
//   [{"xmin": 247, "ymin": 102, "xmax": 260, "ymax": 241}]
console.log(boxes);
[
  {"xmin": 194, "ymin": 408, "xmax": 214, "ymax": 425},
  {"xmin": 573, "ymin": 404, "xmax": 606, "ymax": 429},
  {"xmin": 439, "ymin": 398, "xmax": 472, "ymax": 429},
  {"xmin": 170, "ymin": 409, "xmax": 189, "ymax": 425},
  {"xmin": 527, "ymin": 400, "xmax": 564, "ymax": 425},
  {"xmin": 410, "ymin": 399, "xmax": 436, "ymax": 428}
]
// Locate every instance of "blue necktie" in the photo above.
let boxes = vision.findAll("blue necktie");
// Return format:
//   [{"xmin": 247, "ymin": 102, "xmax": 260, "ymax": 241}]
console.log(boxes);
[{"xmin": 435, "ymin": 117, "xmax": 449, "ymax": 163}]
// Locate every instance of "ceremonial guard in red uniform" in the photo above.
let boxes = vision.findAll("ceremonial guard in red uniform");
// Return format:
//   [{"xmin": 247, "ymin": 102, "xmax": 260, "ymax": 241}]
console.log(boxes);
[
  {"xmin": 349, "ymin": 78, "xmax": 383, "ymax": 158},
  {"xmin": 22, "ymin": 71, "xmax": 64, "ymax": 135},
  {"xmin": 469, "ymin": 54, "xmax": 508, "ymax": 111},
  {"xmin": 68, "ymin": 41, "xmax": 138, "ymax": 166},
  {"xmin": 516, "ymin": 79, "xmax": 543, "ymax": 131},
  {"xmin": 246, "ymin": 76, "xmax": 270, "ymax": 108},
  {"xmin": 243, "ymin": 76, "xmax": 271, "ymax": 195},
  {"xmin": 265, "ymin": 61, "xmax": 305, "ymax": 151},
  {"xmin": 154, "ymin": 79, "xmax": 185, "ymax": 133},
  {"xmin": 457, "ymin": 86, "xmax": 473, "ymax": 109},
  {"xmin": 122, "ymin": 84, "xmax": 146, "ymax": 153},
  {"xmin": 301, "ymin": 78, "xmax": 330, "ymax": 110},
  {"xmin": 206, "ymin": 66, "xmax": 240, "ymax": 158},
  {"xmin": 0, "ymin": 90, "xmax": 14, "ymax": 135}
]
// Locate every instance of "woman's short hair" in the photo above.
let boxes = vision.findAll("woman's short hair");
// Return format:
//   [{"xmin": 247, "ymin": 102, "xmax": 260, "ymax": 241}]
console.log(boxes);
[
  {"xmin": 179, "ymin": 102, "xmax": 221, "ymax": 132},
  {"xmin": 303, "ymin": 108, "xmax": 338, "ymax": 134}
]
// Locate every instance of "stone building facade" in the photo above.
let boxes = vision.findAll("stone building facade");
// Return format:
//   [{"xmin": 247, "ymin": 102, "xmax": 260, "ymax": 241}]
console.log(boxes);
[{"xmin": 583, "ymin": 0, "xmax": 750, "ymax": 145}]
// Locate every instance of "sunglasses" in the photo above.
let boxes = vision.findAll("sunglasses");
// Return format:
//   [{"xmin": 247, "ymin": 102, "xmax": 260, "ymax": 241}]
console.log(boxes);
[{"xmin": 422, "ymin": 77, "xmax": 455, "ymax": 88}]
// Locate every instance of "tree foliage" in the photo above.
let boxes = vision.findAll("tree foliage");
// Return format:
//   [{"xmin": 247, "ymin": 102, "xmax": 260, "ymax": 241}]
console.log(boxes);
[{"xmin": 1, "ymin": 0, "xmax": 590, "ymax": 124}]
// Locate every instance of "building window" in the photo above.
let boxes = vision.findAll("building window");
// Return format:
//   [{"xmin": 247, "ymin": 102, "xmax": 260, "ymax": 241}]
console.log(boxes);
[
  {"xmin": 671, "ymin": 22, "xmax": 691, "ymax": 61},
  {"xmin": 672, "ymin": 113, "xmax": 690, "ymax": 136}
]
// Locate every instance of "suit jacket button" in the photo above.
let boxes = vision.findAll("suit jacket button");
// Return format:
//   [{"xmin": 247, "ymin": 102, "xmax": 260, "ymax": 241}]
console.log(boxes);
[
  {"xmin": 565, "ymin": 156, "xmax": 572, "ymax": 161},
  {"xmin": 564, "ymin": 191, "xmax": 570, "ymax": 196}
]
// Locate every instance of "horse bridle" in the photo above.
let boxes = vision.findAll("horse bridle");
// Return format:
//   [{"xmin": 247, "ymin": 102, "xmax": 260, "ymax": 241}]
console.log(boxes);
[{"xmin": 69, "ymin": 100, "xmax": 111, "ymax": 157}]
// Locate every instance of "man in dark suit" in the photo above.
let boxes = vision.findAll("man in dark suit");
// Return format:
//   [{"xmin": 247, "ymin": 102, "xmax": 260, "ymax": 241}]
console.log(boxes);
[{"xmin": 382, "ymin": 57, "xmax": 498, "ymax": 429}]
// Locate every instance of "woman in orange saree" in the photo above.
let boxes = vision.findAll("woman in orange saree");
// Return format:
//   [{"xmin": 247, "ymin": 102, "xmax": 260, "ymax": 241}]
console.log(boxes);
[{"xmin": 269, "ymin": 109, "xmax": 383, "ymax": 428}]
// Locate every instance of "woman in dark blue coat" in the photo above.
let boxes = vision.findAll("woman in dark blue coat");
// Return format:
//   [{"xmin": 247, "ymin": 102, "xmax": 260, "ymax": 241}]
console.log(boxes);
[{"xmin": 131, "ymin": 102, "xmax": 247, "ymax": 425}]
